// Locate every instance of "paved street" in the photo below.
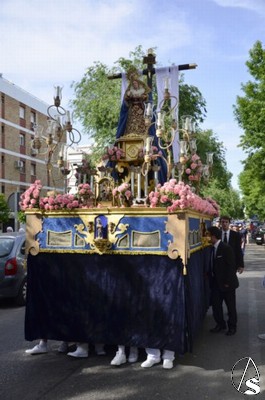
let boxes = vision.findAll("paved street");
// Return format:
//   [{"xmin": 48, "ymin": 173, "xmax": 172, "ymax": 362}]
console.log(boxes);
[{"xmin": 1, "ymin": 241, "xmax": 265, "ymax": 400}]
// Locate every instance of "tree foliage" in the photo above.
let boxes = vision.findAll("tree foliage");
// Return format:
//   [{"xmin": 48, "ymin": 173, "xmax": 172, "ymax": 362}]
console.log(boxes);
[
  {"xmin": 196, "ymin": 129, "xmax": 243, "ymax": 217},
  {"xmin": 196, "ymin": 129, "xmax": 232, "ymax": 190},
  {"xmin": 234, "ymin": 41, "xmax": 265, "ymax": 219},
  {"xmin": 0, "ymin": 194, "xmax": 10, "ymax": 224}
]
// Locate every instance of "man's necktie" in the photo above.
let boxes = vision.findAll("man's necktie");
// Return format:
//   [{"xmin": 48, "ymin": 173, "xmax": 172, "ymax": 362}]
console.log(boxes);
[{"xmin": 224, "ymin": 232, "xmax": 227, "ymax": 243}]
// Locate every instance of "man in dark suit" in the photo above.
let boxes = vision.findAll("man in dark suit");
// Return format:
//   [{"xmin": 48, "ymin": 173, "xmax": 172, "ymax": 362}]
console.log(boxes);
[
  {"xmin": 207, "ymin": 226, "xmax": 239, "ymax": 336},
  {"xmin": 220, "ymin": 215, "xmax": 244, "ymax": 274}
]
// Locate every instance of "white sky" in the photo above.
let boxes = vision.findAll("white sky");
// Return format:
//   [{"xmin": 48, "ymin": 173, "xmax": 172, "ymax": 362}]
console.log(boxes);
[{"xmin": 1, "ymin": 0, "xmax": 265, "ymax": 189}]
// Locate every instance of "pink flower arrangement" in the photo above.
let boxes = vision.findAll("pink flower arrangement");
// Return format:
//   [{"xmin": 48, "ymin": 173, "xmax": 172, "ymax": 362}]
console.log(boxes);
[
  {"xmin": 102, "ymin": 146, "xmax": 125, "ymax": 162},
  {"xmin": 183, "ymin": 153, "xmax": 203, "ymax": 182},
  {"xmin": 20, "ymin": 181, "xmax": 96, "ymax": 211},
  {"xmin": 39, "ymin": 193, "xmax": 80, "ymax": 210},
  {"xmin": 149, "ymin": 179, "xmax": 219, "ymax": 217},
  {"xmin": 77, "ymin": 183, "xmax": 93, "ymax": 197},
  {"xmin": 112, "ymin": 182, "xmax": 132, "ymax": 200},
  {"xmin": 19, "ymin": 180, "xmax": 42, "ymax": 210},
  {"xmin": 112, "ymin": 182, "xmax": 132, "ymax": 207}
]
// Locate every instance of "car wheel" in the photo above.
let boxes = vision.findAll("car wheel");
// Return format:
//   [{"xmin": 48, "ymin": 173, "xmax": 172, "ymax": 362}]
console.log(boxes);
[{"xmin": 15, "ymin": 278, "xmax": 27, "ymax": 306}]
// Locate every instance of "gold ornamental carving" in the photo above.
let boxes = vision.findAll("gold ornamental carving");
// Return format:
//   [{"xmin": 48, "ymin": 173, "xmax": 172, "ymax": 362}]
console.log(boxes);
[{"xmin": 75, "ymin": 214, "xmax": 128, "ymax": 255}]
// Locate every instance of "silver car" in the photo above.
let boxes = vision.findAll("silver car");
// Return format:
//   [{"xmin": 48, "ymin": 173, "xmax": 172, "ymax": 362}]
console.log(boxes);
[{"xmin": 0, "ymin": 233, "xmax": 27, "ymax": 306}]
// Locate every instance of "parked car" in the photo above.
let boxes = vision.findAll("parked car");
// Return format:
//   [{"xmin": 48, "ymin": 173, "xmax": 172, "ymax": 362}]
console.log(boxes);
[
  {"xmin": 0, "ymin": 233, "xmax": 27, "ymax": 305},
  {"xmin": 255, "ymin": 225, "xmax": 265, "ymax": 245}
]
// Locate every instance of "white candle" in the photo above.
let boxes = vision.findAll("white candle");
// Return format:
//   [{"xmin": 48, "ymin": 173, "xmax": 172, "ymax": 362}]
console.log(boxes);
[
  {"xmin": 66, "ymin": 110, "xmax": 71, "ymax": 123},
  {"xmin": 90, "ymin": 175, "xmax": 93, "ymax": 192},
  {"xmin": 157, "ymin": 112, "xmax": 161, "ymax": 126},
  {"xmin": 131, "ymin": 170, "xmax": 135, "ymax": 197},
  {"xmin": 137, "ymin": 172, "xmax": 141, "ymax": 198},
  {"xmin": 164, "ymin": 77, "xmax": 169, "ymax": 89},
  {"xmin": 154, "ymin": 170, "xmax": 158, "ymax": 191},
  {"xmin": 144, "ymin": 174, "xmax": 148, "ymax": 197},
  {"xmin": 145, "ymin": 137, "xmax": 151, "ymax": 152},
  {"xmin": 146, "ymin": 103, "xmax": 152, "ymax": 116}
]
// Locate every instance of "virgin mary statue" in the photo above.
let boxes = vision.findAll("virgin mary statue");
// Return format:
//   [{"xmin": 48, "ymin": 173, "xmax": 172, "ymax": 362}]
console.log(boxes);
[{"xmin": 116, "ymin": 67, "xmax": 150, "ymax": 139}]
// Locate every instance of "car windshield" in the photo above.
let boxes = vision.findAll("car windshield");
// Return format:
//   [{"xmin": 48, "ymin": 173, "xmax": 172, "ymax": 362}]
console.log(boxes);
[{"xmin": 0, "ymin": 238, "xmax": 15, "ymax": 257}]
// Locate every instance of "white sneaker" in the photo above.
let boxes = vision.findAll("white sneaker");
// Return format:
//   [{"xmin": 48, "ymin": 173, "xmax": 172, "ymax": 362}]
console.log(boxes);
[
  {"xmin": 25, "ymin": 343, "xmax": 48, "ymax": 355},
  {"xmin": 258, "ymin": 334, "xmax": 265, "ymax": 340},
  {"xmin": 110, "ymin": 351, "xmax": 127, "ymax": 366},
  {"xmin": 141, "ymin": 357, "xmax": 161, "ymax": 368},
  {"xmin": 67, "ymin": 344, "xmax": 88, "ymax": 358},
  {"xmin": 163, "ymin": 359, "xmax": 174, "ymax": 369},
  {"xmin": 58, "ymin": 341, "xmax": 69, "ymax": 353},
  {"xmin": 128, "ymin": 348, "xmax": 138, "ymax": 363}
]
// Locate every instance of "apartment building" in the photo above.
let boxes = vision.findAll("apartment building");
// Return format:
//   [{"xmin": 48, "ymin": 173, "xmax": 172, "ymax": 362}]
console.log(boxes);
[{"xmin": 0, "ymin": 75, "xmax": 65, "ymax": 230}]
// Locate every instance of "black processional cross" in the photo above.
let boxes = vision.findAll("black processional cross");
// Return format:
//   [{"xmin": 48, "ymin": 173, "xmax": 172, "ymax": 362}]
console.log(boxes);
[{"xmin": 108, "ymin": 49, "xmax": 197, "ymax": 94}]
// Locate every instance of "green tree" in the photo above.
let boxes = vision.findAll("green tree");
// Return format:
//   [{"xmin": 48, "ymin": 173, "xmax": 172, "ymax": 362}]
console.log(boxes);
[
  {"xmin": 0, "ymin": 194, "xmax": 10, "ymax": 225},
  {"xmin": 238, "ymin": 150, "xmax": 265, "ymax": 219},
  {"xmin": 202, "ymin": 179, "xmax": 243, "ymax": 218},
  {"xmin": 196, "ymin": 129, "xmax": 232, "ymax": 190},
  {"xmin": 234, "ymin": 41, "xmax": 265, "ymax": 219},
  {"xmin": 195, "ymin": 129, "xmax": 243, "ymax": 216}
]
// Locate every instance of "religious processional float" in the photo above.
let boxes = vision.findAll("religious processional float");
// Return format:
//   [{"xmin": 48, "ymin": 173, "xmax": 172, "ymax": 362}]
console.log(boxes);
[{"xmin": 22, "ymin": 50, "xmax": 219, "ymax": 353}]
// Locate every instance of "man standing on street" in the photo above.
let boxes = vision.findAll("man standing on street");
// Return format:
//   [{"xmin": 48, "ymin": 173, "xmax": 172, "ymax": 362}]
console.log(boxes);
[
  {"xmin": 220, "ymin": 215, "xmax": 244, "ymax": 274},
  {"xmin": 207, "ymin": 226, "xmax": 239, "ymax": 336}
]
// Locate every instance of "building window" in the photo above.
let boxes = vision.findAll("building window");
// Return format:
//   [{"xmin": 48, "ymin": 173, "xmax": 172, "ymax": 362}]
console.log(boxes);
[
  {"xmin": 1, "ymin": 185, "xmax": 4, "ymax": 194},
  {"xmin": 30, "ymin": 111, "xmax": 36, "ymax": 130},
  {"xmin": 18, "ymin": 160, "xmax": 26, "ymax": 174},
  {"xmin": 30, "ymin": 163, "xmax": 36, "ymax": 176},
  {"xmin": 19, "ymin": 106, "xmax": 25, "ymax": 119},
  {"xmin": 1, "ymin": 155, "xmax": 4, "ymax": 164},
  {"xmin": 1, "ymin": 95, "xmax": 4, "ymax": 118},
  {"xmin": 19, "ymin": 133, "xmax": 25, "ymax": 147}
]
